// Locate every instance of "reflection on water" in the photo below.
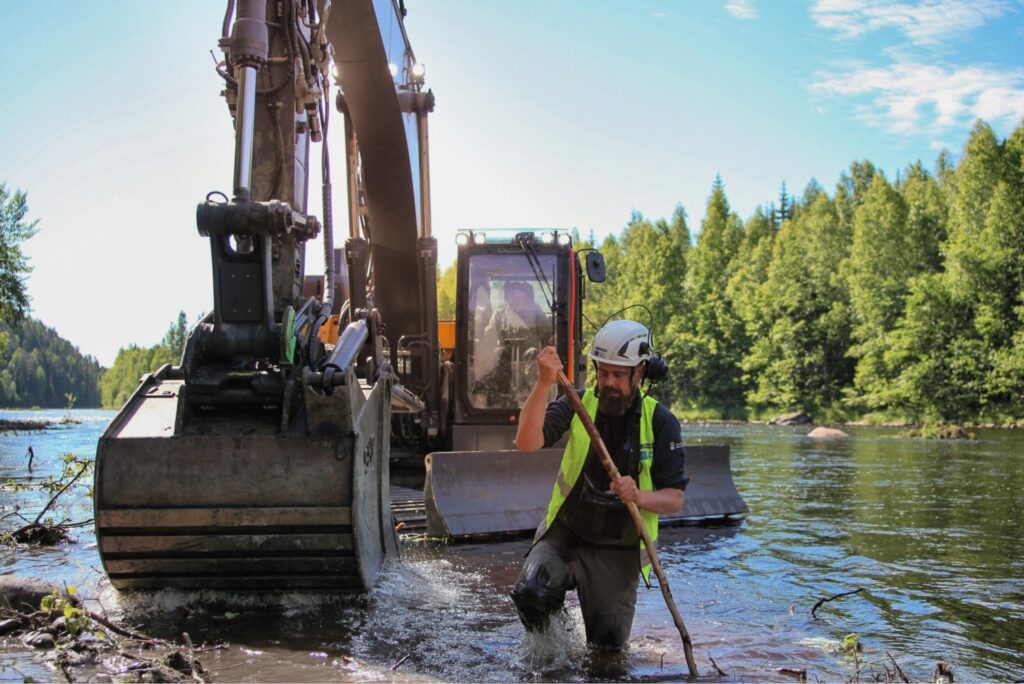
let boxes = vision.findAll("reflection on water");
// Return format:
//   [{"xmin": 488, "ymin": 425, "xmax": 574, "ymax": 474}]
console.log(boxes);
[{"xmin": 2, "ymin": 412, "xmax": 1023, "ymax": 681}]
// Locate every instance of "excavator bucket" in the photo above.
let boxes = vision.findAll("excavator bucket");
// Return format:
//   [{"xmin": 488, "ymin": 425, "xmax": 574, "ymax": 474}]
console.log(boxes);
[
  {"xmin": 423, "ymin": 445, "xmax": 747, "ymax": 540},
  {"xmin": 94, "ymin": 366, "xmax": 397, "ymax": 591}
]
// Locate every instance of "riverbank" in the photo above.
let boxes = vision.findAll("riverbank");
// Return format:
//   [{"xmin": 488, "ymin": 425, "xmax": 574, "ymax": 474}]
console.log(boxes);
[
  {"xmin": 0, "ymin": 416, "xmax": 81, "ymax": 431},
  {"xmin": 0, "ymin": 418, "xmax": 52, "ymax": 431},
  {"xmin": 672, "ymin": 406, "xmax": 1021, "ymax": 430}
]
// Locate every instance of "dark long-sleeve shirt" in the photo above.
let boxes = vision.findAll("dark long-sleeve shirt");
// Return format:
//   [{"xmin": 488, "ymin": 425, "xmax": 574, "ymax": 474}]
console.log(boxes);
[{"xmin": 541, "ymin": 392, "xmax": 688, "ymax": 492}]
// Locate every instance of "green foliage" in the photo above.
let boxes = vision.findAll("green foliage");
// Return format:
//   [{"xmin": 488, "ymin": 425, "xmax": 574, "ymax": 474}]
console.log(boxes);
[
  {"xmin": 437, "ymin": 262, "xmax": 457, "ymax": 320},
  {"xmin": 40, "ymin": 587, "xmax": 90, "ymax": 637},
  {"xmin": 99, "ymin": 344, "xmax": 174, "ymax": 408},
  {"xmin": 673, "ymin": 178, "xmax": 746, "ymax": 408},
  {"xmin": 0, "ymin": 318, "xmax": 103, "ymax": 408},
  {"xmin": 742, "ymin": 191, "xmax": 854, "ymax": 412},
  {"xmin": 556, "ymin": 119, "xmax": 1022, "ymax": 425},
  {"xmin": 161, "ymin": 311, "xmax": 189, "ymax": 361},
  {"xmin": 0, "ymin": 183, "xmax": 38, "ymax": 333}
]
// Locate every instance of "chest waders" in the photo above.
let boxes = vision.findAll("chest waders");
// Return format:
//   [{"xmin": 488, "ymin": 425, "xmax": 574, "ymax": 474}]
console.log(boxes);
[{"xmin": 534, "ymin": 389, "xmax": 659, "ymax": 583}]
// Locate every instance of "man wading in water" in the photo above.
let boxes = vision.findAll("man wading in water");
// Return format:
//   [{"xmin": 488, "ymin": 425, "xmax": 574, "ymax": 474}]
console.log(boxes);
[{"xmin": 511, "ymin": 320, "xmax": 688, "ymax": 650}]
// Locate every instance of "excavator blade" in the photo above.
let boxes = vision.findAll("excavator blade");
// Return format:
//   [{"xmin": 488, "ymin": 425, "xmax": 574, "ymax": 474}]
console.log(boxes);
[
  {"xmin": 94, "ymin": 368, "xmax": 397, "ymax": 591},
  {"xmin": 660, "ymin": 444, "xmax": 749, "ymax": 523},
  {"xmin": 424, "ymin": 449, "xmax": 562, "ymax": 539},
  {"xmin": 423, "ymin": 445, "xmax": 747, "ymax": 540}
]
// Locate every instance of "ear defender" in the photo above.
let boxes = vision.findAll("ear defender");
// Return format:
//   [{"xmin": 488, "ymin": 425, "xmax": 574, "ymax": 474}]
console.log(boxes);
[
  {"xmin": 638, "ymin": 340, "xmax": 668, "ymax": 384},
  {"xmin": 644, "ymin": 353, "xmax": 669, "ymax": 384}
]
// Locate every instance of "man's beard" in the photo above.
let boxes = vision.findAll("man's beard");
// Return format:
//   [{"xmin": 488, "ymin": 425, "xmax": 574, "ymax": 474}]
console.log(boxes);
[{"xmin": 597, "ymin": 387, "xmax": 635, "ymax": 416}]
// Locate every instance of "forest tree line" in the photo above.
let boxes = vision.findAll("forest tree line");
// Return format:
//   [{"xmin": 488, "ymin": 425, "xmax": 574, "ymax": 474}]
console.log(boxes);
[
  {"xmin": 0, "ymin": 318, "xmax": 103, "ymax": 408},
  {"xmin": 5, "ymin": 121, "xmax": 1022, "ymax": 422},
  {"xmin": 439, "ymin": 119, "xmax": 1024, "ymax": 424}
]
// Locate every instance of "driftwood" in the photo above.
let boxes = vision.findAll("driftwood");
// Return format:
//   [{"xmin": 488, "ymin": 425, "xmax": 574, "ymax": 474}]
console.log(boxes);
[
  {"xmin": 776, "ymin": 666, "xmax": 808, "ymax": 680},
  {"xmin": 811, "ymin": 587, "xmax": 865, "ymax": 619},
  {"xmin": 0, "ymin": 418, "xmax": 50, "ymax": 431},
  {"xmin": 0, "ymin": 589, "xmax": 211, "ymax": 682},
  {"xmin": 8, "ymin": 462, "xmax": 91, "ymax": 545},
  {"xmin": 886, "ymin": 651, "xmax": 911, "ymax": 683}
]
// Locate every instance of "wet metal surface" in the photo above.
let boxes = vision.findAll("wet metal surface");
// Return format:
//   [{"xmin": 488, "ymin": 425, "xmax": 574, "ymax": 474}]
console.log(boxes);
[{"xmin": 2, "ymin": 411, "xmax": 1023, "ymax": 681}]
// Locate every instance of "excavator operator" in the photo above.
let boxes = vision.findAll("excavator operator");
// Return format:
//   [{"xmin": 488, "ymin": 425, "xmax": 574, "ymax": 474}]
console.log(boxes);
[
  {"xmin": 510, "ymin": 320, "xmax": 688, "ymax": 650},
  {"xmin": 475, "ymin": 281, "xmax": 551, "ymax": 406},
  {"xmin": 484, "ymin": 281, "xmax": 549, "ymax": 350}
]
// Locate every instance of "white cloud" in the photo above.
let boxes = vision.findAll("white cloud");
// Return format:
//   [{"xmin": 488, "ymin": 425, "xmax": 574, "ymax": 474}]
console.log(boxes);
[
  {"xmin": 812, "ymin": 62, "xmax": 1024, "ymax": 133},
  {"xmin": 725, "ymin": 0, "xmax": 758, "ymax": 20},
  {"xmin": 811, "ymin": 0, "xmax": 1012, "ymax": 45}
]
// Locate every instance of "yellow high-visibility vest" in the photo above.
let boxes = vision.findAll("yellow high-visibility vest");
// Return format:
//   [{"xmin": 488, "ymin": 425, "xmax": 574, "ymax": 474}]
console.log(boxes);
[{"xmin": 536, "ymin": 389, "xmax": 659, "ymax": 583}]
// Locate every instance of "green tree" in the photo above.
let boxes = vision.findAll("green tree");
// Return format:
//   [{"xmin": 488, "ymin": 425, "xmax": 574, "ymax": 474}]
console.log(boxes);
[
  {"xmin": 743, "ymin": 189, "xmax": 854, "ymax": 413},
  {"xmin": 727, "ymin": 205, "xmax": 776, "ymax": 392},
  {"xmin": 610, "ymin": 207, "xmax": 692, "ymax": 404},
  {"xmin": 436, "ymin": 262, "xmax": 458, "ymax": 320},
  {"xmin": 161, "ymin": 311, "xmax": 189, "ymax": 361},
  {"xmin": 0, "ymin": 183, "xmax": 38, "ymax": 354},
  {"xmin": 583, "ymin": 232, "xmax": 625, "ymax": 334},
  {"xmin": 883, "ymin": 120, "xmax": 1021, "ymax": 421},
  {"xmin": 675, "ymin": 177, "xmax": 746, "ymax": 411},
  {"xmin": 0, "ymin": 318, "xmax": 103, "ymax": 407},
  {"xmin": 845, "ymin": 174, "xmax": 910, "ymax": 407},
  {"xmin": 99, "ymin": 344, "xmax": 174, "ymax": 408}
]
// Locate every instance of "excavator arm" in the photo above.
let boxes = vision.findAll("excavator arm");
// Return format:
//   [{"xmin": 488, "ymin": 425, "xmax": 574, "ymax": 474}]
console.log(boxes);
[{"xmin": 92, "ymin": 0, "xmax": 433, "ymax": 592}]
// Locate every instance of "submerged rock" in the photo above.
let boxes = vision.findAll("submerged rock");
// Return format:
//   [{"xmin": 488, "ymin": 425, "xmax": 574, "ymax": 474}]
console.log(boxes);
[
  {"xmin": 0, "ymin": 618, "xmax": 22, "ymax": 634},
  {"xmin": 906, "ymin": 424, "xmax": 975, "ymax": 440},
  {"xmin": 807, "ymin": 427, "xmax": 848, "ymax": 438},
  {"xmin": 22, "ymin": 630, "xmax": 56, "ymax": 649},
  {"xmin": 0, "ymin": 576, "xmax": 60, "ymax": 611},
  {"xmin": 768, "ymin": 411, "xmax": 811, "ymax": 426},
  {"xmin": 936, "ymin": 425, "xmax": 971, "ymax": 440}
]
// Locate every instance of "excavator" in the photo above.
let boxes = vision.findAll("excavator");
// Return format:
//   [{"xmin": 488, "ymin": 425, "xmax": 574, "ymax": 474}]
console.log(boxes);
[{"xmin": 94, "ymin": 0, "xmax": 746, "ymax": 591}]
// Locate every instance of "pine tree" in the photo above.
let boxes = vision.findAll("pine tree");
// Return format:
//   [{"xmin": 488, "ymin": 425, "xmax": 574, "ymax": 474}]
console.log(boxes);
[
  {"xmin": 676, "ymin": 177, "xmax": 746, "ymax": 412},
  {"xmin": 743, "ymin": 191, "xmax": 854, "ymax": 413},
  {"xmin": 161, "ymin": 311, "xmax": 190, "ymax": 361},
  {"xmin": 0, "ymin": 184, "xmax": 38, "ymax": 346}
]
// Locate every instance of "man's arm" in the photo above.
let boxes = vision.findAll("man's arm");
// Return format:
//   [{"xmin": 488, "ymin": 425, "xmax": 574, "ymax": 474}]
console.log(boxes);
[
  {"xmin": 514, "ymin": 346, "xmax": 561, "ymax": 452},
  {"xmin": 610, "ymin": 478, "xmax": 684, "ymax": 515}
]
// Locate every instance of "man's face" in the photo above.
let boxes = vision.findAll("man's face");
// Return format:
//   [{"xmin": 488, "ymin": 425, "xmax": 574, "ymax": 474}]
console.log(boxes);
[
  {"xmin": 596, "ymin": 362, "xmax": 642, "ymax": 416},
  {"xmin": 508, "ymin": 287, "xmax": 531, "ymax": 311}
]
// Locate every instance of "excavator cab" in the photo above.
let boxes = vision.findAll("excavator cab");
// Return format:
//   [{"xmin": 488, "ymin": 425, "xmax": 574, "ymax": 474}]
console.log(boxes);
[
  {"xmin": 449, "ymin": 230, "xmax": 588, "ymax": 450},
  {"xmin": 423, "ymin": 230, "xmax": 598, "ymax": 539}
]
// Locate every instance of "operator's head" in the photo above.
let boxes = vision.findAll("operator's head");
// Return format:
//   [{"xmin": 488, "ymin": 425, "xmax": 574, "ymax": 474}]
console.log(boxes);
[
  {"xmin": 588, "ymin": 320, "xmax": 652, "ymax": 416},
  {"xmin": 506, "ymin": 282, "xmax": 533, "ymax": 309}
]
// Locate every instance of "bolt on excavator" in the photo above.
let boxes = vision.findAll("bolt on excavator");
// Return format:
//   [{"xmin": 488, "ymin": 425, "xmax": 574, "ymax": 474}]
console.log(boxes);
[{"xmin": 94, "ymin": 0, "xmax": 747, "ymax": 592}]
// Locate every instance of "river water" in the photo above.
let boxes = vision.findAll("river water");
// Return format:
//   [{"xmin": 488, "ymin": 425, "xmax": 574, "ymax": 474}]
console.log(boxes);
[{"xmin": 1, "ymin": 410, "xmax": 1022, "ymax": 681}]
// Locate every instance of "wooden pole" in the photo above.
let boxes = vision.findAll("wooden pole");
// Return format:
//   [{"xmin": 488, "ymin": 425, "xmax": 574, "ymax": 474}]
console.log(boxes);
[{"xmin": 556, "ymin": 370, "xmax": 698, "ymax": 678}]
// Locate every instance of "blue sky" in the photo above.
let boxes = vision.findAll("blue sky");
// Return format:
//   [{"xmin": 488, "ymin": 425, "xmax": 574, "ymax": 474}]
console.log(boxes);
[{"xmin": 1, "ymin": 0, "xmax": 1022, "ymax": 366}]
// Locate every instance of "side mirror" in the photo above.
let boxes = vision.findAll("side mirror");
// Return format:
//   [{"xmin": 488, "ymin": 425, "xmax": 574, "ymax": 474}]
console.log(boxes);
[{"xmin": 585, "ymin": 252, "xmax": 606, "ymax": 283}]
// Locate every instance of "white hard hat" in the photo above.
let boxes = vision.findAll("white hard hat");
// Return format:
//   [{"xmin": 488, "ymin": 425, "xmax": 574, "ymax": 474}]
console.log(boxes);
[{"xmin": 588, "ymin": 320, "xmax": 652, "ymax": 367}]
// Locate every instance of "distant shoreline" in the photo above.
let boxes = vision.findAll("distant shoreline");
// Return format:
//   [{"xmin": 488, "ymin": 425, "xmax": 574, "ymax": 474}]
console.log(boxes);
[{"xmin": 0, "ymin": 418, "xmax": 52, "ymax": 431}]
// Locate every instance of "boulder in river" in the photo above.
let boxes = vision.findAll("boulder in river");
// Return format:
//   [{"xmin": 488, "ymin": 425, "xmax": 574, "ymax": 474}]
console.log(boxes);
[
  {"xmin": 0, "ymin": 575, "xmax": 62, "ymax": 612},
  {"xmin": 807, "ymin": 427, "xmax": 849, "ymax": 438},
  {"xmin": 768, "ymin": 411, "xmax": 811, "ymax": 426},
  {"xmin": 22, "ymin": 630, "xmax": 56, "ymax": 649}
]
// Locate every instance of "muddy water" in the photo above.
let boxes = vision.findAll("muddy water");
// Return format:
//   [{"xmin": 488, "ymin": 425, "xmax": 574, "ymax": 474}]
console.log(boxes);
[{"xmin": 2, "ymin": 411, "xmax": 1022, "ymax": 681}]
